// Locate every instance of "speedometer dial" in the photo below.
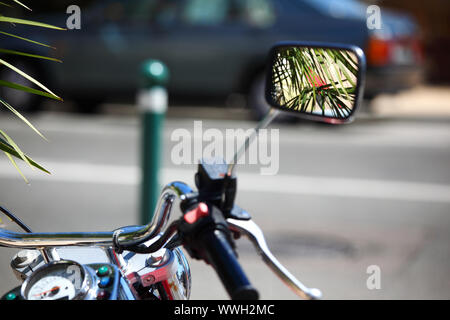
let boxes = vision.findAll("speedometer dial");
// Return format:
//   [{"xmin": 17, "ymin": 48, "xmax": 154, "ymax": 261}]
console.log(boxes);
[
  {"xmin": 22, "ymin": 260, "xmax": 89, "ymax": 300},
  {"xmin": 28, "ymin": 276, "xmax": 76, "ymax": 300}
]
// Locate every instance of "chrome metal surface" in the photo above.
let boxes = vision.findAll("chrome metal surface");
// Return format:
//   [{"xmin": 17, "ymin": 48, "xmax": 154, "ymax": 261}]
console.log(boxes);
[
  {"xmin": 11, "ymin": 250, "xmax": 42, "ymax": 282},
  {"xmin": 114, "ymin": 233, "xmax": 191, "ymax": 300},
  {"xmin": 124, "ymin": 247, "xmax": 175, "ymax": 289},
  {"xmin": 227, "ymin": 218, "xmax": 322, "ymax": 300},
  {"xmin": 171, "ymin": 247, "xmax": 191, "ymax": 300},
  {"xmin": 57, "ymin": 247, "xmax": 111, "ymax": 265},
  {"xmin": 107, "ymin": 247, "xmax": 128, "ymax": 273},
  {"xmin": 11, "ymin": 250, "xmax": 40, "ymax": 269},
  {"xmin": 146, "ymin": 249, "xmax": 170, "ymax": 268}
]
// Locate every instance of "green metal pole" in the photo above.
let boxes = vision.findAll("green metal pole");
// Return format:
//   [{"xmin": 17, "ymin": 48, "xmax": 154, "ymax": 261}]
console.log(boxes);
[{"xmin": 138, "ymin": 60, "xmax": 169, "ymax": 225}]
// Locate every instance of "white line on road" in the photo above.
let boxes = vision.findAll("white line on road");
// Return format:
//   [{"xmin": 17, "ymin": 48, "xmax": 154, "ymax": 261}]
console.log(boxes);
[
  {"xmin": 1, "ymin": 160, "xmax": 449, "ymax": 203},
  {"xmin": 1, "ymin": 116, "xmax": 449, "ymax": 149}
]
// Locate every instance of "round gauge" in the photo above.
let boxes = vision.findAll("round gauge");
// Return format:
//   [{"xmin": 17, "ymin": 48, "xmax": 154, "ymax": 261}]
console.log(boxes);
[{"xmin": 21, "ymin": 260, "xmax": 90, "ymax": 300}]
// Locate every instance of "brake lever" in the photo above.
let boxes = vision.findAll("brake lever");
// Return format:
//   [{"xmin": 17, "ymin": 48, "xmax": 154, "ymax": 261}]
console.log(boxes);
[{"xmin": 226, "ymin": 218, "xmax": 322, "ymax": 300}]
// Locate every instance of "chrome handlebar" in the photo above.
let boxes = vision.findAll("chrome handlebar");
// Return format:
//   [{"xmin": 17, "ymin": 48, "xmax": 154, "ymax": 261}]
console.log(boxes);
[
  {"xmin": 0, "ymin": 180, "xmax": 321, "ymax": 300},
  {"xmin": 0, "ymin": 181, "xmax": 192, "ymax": 249}
]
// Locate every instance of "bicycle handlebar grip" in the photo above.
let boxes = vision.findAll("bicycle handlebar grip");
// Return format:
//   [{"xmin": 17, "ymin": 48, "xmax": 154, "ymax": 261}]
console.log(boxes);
[{"xmin": 200, "ymin": 228, "xmax": 259, "ymax": 300}]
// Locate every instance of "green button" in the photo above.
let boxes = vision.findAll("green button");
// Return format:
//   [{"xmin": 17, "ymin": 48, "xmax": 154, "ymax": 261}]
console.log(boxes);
[
  {"xmin": 5, "ymin": 292, "xmax": 16, "ymax": 300},
  {"xmin": 97, "ymin": 265, "xmax": 110, "ymax": 276}
]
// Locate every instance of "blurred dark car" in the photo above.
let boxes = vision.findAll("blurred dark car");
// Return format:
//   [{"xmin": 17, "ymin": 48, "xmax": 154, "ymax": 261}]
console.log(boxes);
[{"xmin": 1, "ymin": 0, "xmax": 423, "ymax": 118}]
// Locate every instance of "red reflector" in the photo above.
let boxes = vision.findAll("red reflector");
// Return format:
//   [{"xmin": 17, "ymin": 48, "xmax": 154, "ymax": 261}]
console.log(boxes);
[{"xmin": 184, "ymin": 202, "xmax": 209, "ymax": 224}]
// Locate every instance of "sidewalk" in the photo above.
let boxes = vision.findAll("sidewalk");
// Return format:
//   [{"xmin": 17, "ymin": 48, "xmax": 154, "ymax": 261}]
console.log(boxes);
[
  {"xmin": 371, "ymin": 85, "xmax": 450, "ymax": 118},
  {"xmin": 163, "ymin": 85, "xmax": 450, "ymax": 120}
]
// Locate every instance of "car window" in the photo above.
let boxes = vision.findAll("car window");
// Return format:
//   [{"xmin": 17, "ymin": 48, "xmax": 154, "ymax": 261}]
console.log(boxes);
[
  {"xmin": 90, "ymin": 0, "xmax": 275, "ymax": 29},
  {"xmin": 121, "ymin": 0, "xmax": 231, "ymax": 27},
  {"xmin": 180, "ymin": 0, "xmax": 276, "ymax": 28},
  {"xmin": 86, "ymin": 0, "xmax": 177, "ymax": 27},
  {"xmin": 236, "ymin": 0, "xmax": 276, "ymax": 28},
  {"xmin": 302, "ymin": 0, "xmax": 366, "ymax": 18},
  {"xmin": 181, "ymin": 0, "xmax": 231, "ymax": 26},
  {"xmin": 125, "ymin": 0, "xmax": 178, "ymax": 27}
]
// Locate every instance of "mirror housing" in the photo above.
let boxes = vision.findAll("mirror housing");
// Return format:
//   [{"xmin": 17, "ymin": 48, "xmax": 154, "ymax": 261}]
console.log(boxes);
[{"xmin": 265, "ymin": 41, "xmax": 366, "ymax": 124}]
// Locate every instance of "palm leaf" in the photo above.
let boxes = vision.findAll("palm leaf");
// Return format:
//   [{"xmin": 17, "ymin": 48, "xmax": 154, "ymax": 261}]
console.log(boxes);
[
  {"xmin": 0, "ymin": 98, "xmax": 48, "ymax": 140},
  {"xmin": 0, "ymin": 58, "xmax": 61, "ymax": 99},
  {"xmin": 0, "ymin": 139, "xmax": 50, "ymax": 174},
  {"xmin": 0, "ymin": 48, "xmax": 62, "ymax": 63},
  {"xmin": 0, "ymin": 16, "xmax": 65, "ymax": 30},
  {"xmin": 0, "ymin": 3, "xmax": 63, "ymax": 181},
  {"xmin": 0, "ymin": 80, "xmax": 62, "ymax": 100},
  {"xmin": 12, "ymin": 0, "xmax": 31, "ymax": 11},
  {"xmin": 0, "ymin": 31, "xmax": 55, "ymax": 49},
  {"xmin": 3, "ymin": 151, "xmax": 28, "ymax": 183},
  {"xmin": 0, "ymin": 129, "xmax": 33, "ymax": 169}
]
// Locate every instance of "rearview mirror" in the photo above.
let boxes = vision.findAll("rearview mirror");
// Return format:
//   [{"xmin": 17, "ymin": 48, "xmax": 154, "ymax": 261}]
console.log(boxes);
[{"xmin": 266, "ymin": 42, "xmax": 366, "ymax": 123}]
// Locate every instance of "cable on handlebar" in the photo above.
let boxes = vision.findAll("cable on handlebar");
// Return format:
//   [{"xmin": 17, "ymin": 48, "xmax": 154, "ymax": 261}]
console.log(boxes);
[
  {"xmin": 118, "ymin": 220, "xmax": 180, "ymax": 254},
  {"xmin": 0, "ymin": 206, "xmax": 32, "ymax": 233},
  {"xmin": 112, "ymin": 229, "xmax": 124, "ymax": 254}
]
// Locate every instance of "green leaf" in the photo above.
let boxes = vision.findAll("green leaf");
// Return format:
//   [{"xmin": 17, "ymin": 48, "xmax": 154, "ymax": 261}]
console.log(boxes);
[
  {"xmin": 0, "ymin": 58, "xmax": 61, "ymax": 100},
  {"xmin": 0, "ymin": 129, "xmax": 33, "ymax": 169},
  {"xmin": 0, "ymin": 139, "xmax": 50, "ymax": 174},
  {"xmin": 0, "ymin": 31, "xmax": 55, "ymax": 49},
  {"xmin": 12, "ymin": 0, "xmax": 31, "ymax": 11},
  {"xmin": 0, "ymin": 98, "xmax": 48, "ymax": 141},
  {"xmin": 336, "ymin": 59, "xmax": 356, "ymax": 87},
  {"xmin": 0, "ymin": 80, "xmax": 62, "ymax": 100},
  {"xmin": 0, "ymin": 16, "xmax": 65, "ymax": 30},
  {"xmin": 3, "ymin": 151, "xmax": 29, "ymax": 183},
  {"xmin": 0, "ymin": 48, "xmax": 62, "ymax": 63}
]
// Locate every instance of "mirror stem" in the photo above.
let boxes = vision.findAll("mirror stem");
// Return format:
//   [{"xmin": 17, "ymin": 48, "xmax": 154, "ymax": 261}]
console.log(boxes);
[{"xmin": 227, "ymin": 108, "xmax": 280, "ymax": 176}]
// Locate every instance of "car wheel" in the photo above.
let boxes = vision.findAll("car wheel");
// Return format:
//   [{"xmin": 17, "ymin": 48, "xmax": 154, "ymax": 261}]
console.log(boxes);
[
  {"xmin": 0, "ymin": 58, "xmax": 43, "ymax": 113},
  {"xmin": 247, "ymin": 72, "xmax": 297, "ymax": 123}
]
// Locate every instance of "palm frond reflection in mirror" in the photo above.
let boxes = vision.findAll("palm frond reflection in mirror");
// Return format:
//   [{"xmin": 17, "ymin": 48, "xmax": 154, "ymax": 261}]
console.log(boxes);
[{"xmin": 266, "ymin": 43, "xmax": 365, "ymax": 123}]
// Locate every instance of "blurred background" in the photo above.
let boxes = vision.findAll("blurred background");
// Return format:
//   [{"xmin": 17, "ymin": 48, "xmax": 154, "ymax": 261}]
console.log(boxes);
[{"xmin": 0, "ymin": 0, "xmax": 449, "ymax": 299}]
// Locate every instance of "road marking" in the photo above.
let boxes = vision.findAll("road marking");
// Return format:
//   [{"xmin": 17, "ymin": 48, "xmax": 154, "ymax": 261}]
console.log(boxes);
[
  {"xmin": 1, "ymin": 160, "xmax": 449, "ymax": 203},
  {"xmin": 1, "ymin": 117, "xmax": 449, "ymax": 149}
]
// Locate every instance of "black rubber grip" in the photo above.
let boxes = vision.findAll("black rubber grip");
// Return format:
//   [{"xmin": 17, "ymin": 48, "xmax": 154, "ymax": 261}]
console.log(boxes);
[{"xmin": 200, "ymin": 228, "xmax": 259, "ymax": 300}]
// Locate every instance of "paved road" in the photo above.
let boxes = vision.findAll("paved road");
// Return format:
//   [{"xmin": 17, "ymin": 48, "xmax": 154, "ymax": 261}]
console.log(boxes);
[{"xmin": 0, "ymin": 109, "xmax": 449, "ymax": 299}]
